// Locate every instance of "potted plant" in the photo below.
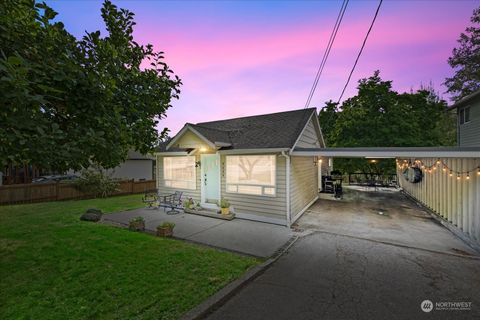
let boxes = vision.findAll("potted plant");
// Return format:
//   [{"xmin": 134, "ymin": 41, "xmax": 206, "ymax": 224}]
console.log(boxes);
[
  {"xmin": 184, "ymin": 198, "xmax": 194, "ymax": 210},
  {"xmin": 129, "ymin": 216, "xmax": 145, "ymax": 231},
  {"xmin": 156, "ymin": 222, "xmax": 175, "ymax": 237},
  {"xmin": 219, "ymin": 198, "xmax": 231, "ymax": 215}
]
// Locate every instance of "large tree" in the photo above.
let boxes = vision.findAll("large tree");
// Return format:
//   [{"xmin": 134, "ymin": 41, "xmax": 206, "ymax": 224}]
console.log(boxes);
[
  {"xmin": 319, "ymin": 71, "xmax": 456, "ymax": 174},
  {"xmin": 445, "ymin": 7, "xmax": 480, "ymax": 101},
  {"xmin": 0, "ymin": 0, "xmax": 181, "ymax": 171}
]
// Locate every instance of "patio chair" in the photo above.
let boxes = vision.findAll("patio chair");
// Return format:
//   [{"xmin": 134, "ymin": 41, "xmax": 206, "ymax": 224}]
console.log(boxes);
[{"xmin": 160, "ymin": 191, "xmax": 184, "ymax": 215}]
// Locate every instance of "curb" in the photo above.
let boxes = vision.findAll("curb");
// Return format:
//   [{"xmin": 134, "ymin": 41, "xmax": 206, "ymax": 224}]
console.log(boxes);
[{"xmin": 180, "ymin": 235, "xmax": 299, "ymax": 320}]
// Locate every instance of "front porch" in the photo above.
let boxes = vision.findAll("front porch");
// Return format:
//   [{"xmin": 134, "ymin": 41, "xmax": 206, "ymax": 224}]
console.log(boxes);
[{"xmin": 103, "ymin": 208, "xmax": 294, "ymax": 258}]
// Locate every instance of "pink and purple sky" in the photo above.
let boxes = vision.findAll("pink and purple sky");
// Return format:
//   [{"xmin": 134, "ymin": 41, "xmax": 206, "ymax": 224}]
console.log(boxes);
[{"xmin": 48, "ymin": 0, "xmax": 477, "ymax": 136}]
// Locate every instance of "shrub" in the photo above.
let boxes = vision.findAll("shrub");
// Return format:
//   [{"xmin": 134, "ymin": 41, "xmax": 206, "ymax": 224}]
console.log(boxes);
[{"xmin": 74, "ymin": 169, "xmax": 120, "ymax": 198}]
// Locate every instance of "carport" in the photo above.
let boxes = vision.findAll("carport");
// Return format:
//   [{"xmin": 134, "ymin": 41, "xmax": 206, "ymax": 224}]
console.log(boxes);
[{"xmin": 291, "ymin": 146, "xmax": 480, "ymax": 250}]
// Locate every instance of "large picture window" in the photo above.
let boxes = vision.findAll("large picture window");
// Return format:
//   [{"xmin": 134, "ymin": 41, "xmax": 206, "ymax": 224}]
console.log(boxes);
[
  {"xmin": 163, "ymin": 156, "xmax": 196, "ymax": 189},
  {"xmin": 226, "ymin": 155, "xmax": 276, "ymax": 196}
]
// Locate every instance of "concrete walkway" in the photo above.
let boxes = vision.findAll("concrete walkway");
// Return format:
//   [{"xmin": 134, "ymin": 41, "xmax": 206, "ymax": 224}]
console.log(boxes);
[{"xmin": 103, "ymin": 208, "xmax": 293, "ymax": 258}]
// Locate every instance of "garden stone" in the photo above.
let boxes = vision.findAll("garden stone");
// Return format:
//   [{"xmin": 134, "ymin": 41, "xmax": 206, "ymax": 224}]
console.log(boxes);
[{"xmin": 80, "ymin": 212, "xmax": 102, "ymax": 222}]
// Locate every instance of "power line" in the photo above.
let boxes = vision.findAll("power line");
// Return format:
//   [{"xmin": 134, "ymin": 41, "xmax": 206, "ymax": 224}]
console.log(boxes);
[
  {"xmin": 337, "ymin": 0, "xmax": 383, "ymax": 104},
  {"xmin": 304, "ymin": 0, "xmax": 349, "ymax": 109}
]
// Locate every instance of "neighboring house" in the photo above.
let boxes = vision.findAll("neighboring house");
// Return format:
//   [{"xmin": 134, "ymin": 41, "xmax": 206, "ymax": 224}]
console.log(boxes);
[
  {"xmin": 105, "ymin": 150, "xmax": 156, "ymax": 181},
  {"xmin": 68, "ymin": 150, "xmax": 156, "ymax": 181},
  {"xmin": 155, "ymin": 108, "xmax": 331, "ymax": 226},
  {"xmin": 450, "ymin": 88, "xmax": 480, "ymax": 147}
]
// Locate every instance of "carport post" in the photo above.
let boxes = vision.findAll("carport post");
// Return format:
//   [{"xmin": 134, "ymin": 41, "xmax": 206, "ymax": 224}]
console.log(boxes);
[{"xmin": 282, "ymin": 151, "xmax": 291, "ymax": 227}]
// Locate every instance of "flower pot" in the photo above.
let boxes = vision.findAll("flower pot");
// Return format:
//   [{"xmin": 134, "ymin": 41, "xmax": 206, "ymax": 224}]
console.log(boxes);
[
  {"xmin": 129, "ymin": 221, "xmax": 145, "ymax": 232},
  {"xmin": 156, "ymin": 227, "xmax": 173, "ymax": 237},
  {"xmin": 221, "ymin": 207, "xmax": 230, "ymax": 215}
]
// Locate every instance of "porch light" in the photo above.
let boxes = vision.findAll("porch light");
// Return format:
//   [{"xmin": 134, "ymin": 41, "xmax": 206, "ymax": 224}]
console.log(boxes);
[
  {"xmin": 466, "ymin": 173, "xmax": 470, "ymax": 180},
  {"xmin": 457, "ymin": 174, "xmax": 460, "ymax": 180},
  {"xmin": 199, "ymin": 147, "xmax": 207, "ymax": 152}
]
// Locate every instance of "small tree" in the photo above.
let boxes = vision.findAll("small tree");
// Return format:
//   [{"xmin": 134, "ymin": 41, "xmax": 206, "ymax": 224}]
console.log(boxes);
[{"xmin": 445, "ymin": 7, "xmax": 480, "ymax": 101}]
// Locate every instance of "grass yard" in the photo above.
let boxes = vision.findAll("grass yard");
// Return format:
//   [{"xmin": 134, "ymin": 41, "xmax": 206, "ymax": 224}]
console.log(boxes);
[{"xmin": 0, "ymin": 195, "xmax": 259, "ymax": 320}]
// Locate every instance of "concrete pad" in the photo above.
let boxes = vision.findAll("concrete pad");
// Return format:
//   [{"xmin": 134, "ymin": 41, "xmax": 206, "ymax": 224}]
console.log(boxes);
[
  {"xmin": 297, "ymin": 187, "xmax": 478, "ymax": 256},
  {"xmin": 187, "ymin": 219, "xmax": 293, "ymax": 257},
  {"xmin": 103, "ymin": 207, "xmax": 293, "ymax": 258}
]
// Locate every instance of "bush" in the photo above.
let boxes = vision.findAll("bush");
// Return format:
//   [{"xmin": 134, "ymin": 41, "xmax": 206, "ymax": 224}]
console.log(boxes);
[{"xmin": 74, "ymin": 169, "xmax": 120, "ymax": 198}]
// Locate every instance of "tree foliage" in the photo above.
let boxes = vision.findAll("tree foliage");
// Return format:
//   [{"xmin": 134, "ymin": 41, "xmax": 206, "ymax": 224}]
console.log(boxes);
[
  {"xmin": 0, "ymin": 0, "xmax": 181, "ymax": 171},
  {"xmin": 445, "ymin": 7, "xmax": 480, "ymax": 101},
  {"xmin": 320, "ymin": 71, "xmax": 456, "ymax": 174}
]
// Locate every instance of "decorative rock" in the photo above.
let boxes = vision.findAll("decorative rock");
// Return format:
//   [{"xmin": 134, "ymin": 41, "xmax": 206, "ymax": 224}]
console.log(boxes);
[{"xmin": 80, "ymin": 212, "xmax": 102, "ymax": 222}]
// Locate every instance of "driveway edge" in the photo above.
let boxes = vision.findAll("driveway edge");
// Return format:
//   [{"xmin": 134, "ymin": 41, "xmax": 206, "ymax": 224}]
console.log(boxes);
[{"xmin": 180, "ymin": 235, "xmax": 299, "ymax": 320}]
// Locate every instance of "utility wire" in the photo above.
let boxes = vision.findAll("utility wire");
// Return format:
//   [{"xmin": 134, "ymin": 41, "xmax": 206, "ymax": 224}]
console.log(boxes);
[
  {"xmin": 304, "ymin": 0, "xmax": 349, "ymax": 109},
  {"xmin": 337, "ymin": 0, "xmax": 383, "ymax": 104}
]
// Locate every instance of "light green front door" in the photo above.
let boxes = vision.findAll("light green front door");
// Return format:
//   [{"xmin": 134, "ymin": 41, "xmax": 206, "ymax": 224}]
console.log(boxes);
[{"xmin": 202, "ymin": 154, "xmax": 220, "ymax": 204}]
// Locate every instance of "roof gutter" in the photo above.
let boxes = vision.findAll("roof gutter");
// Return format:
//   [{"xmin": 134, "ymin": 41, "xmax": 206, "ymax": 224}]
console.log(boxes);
[{"xmin": 218, "ymin": 148, "xmax": 290, "ymax": 155}]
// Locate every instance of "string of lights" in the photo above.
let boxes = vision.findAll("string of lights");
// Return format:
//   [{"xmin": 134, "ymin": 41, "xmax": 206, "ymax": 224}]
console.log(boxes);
[{"xmin": 396, "ymin": 158, "xmax": 480, "ymax": 180}]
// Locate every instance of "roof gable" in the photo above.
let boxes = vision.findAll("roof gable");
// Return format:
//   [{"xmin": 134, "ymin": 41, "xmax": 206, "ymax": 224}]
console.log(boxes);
[{"xmin": 162, "ymin": 108, "xmax": 321, "ymax": 152}]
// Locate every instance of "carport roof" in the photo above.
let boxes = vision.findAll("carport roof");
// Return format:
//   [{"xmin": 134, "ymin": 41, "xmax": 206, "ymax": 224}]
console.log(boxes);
[{"xmin": 292, "ymin": 147, "xmax": 480, "ymax": 158}]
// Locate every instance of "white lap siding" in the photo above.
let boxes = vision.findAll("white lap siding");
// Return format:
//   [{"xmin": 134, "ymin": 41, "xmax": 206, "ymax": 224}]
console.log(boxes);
[
  {"xmin": 290, "ymin": 156, "xmax": 318, "ymax": 221},
  {"xmin": 156, "ymin": 155, "xmax": 201, "ymax": 202},
  {"xmin": 220, "ymin": 154, "xmax": 287, "ymax": 224}
]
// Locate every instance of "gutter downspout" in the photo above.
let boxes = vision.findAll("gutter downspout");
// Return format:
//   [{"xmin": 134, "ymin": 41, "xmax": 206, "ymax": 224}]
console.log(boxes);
[{"xmin": 281, "ymin": 150, "xmax": 291, "ymax": 227}]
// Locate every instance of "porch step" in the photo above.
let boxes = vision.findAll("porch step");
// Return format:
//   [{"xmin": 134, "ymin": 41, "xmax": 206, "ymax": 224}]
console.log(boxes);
[{"xmin": 185, "ymin": 208, "xmax": 235, "ymax": 221}]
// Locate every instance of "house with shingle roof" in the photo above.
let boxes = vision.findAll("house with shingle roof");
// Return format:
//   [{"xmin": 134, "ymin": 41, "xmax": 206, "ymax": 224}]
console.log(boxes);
[{"xmin": 156, "ymin": 108, "xmax": 331, "ymax": 226}]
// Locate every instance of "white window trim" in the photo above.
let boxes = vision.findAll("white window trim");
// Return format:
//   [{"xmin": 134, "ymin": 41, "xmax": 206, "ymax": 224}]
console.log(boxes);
[
  {"xmin": 225, "ymin": 155, "xmax": 277, "ymax": 197},
  {"xmin": 162, "ymin": 156, "xmax": 196, "ymax": 190},
  {"xmin": 460, "ymin": 106, "xmax": 471, "ymax": 125}
]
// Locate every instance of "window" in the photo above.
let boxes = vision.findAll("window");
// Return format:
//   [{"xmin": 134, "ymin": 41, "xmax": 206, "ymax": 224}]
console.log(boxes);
[
  {"xmin": 163, "ymin": 156, "xmax": 196, "ymax": 189},
  {"xmin": 459, "ymin": 106, "xmax": 470, "ymax": 125},
  {"xmin": 226, "ymin": 155, "xmax": 276, "ymax": 196}
]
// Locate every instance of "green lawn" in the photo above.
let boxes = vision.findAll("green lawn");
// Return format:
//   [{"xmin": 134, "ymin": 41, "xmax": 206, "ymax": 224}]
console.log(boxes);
[{"xmin": 0, "ymin": 195, "xmax": 259, "ymax": 319}]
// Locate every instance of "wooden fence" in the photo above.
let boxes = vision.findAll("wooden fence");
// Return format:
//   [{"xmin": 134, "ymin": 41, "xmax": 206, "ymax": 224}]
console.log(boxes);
[{"xmin": 0, "ymin": 179, "xmax": 156, "ymax": 205}]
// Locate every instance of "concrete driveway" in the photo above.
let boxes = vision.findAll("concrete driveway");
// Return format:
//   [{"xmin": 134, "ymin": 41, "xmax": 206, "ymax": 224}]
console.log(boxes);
[
  {"xmin": 103, "ymin": 208, "xmax": 293, "ymax": 258},
  {"xmin": 297, "ymin": 186, "xmax": 477, "ymax": 256},
  {"xmin": 206, "ymin": 187, "xmax": 480, "ymax": 319}
]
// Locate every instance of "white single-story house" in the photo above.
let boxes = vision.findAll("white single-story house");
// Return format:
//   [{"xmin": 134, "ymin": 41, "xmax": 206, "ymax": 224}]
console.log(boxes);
[{"xmin": 155, "ymin": 108, "xmax": 332, "ymax": 226}]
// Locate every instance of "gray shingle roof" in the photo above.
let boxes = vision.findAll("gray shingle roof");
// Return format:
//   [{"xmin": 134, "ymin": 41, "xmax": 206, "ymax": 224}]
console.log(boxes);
[
  {"xmin": 194, "ymin": 108, "xmax": 315, "ymax": 149},
  {"xmin": 159, "ymin": 108, "xmax": 316, "ymax": 151}
]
